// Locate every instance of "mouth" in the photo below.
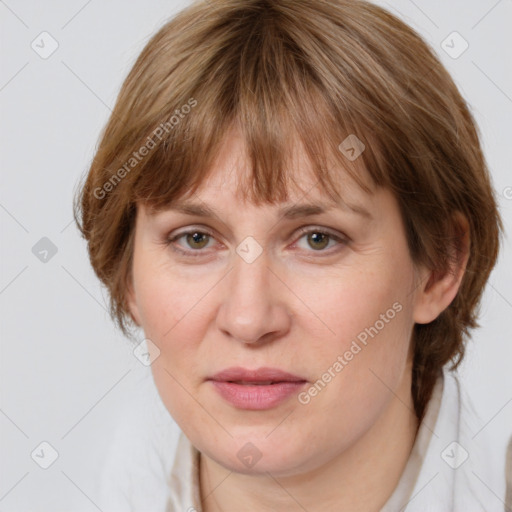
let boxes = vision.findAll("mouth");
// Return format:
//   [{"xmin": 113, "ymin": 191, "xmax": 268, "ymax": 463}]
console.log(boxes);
[
  {"xmin": 209, "ymin": 366, "xmax": 306, "ymax": 384},
  {"xmin": 227, "ymin": 381, "xmax": 288, "ymax": 385},
  {"xmin": 208, "ymin": 367, "xmax": 307, "ymax": 410}
]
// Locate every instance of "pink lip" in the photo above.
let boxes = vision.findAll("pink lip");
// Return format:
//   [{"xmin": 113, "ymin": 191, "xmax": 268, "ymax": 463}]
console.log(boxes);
[{"xmin": 208, "ymin": 367, "xmax": 307, "ymax": 410}]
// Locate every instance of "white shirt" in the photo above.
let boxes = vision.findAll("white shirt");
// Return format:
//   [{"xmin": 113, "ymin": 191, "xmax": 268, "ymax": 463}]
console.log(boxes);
[{"xmin": 97, "ymin": 366, "xmax": 507, "ymax": 511}]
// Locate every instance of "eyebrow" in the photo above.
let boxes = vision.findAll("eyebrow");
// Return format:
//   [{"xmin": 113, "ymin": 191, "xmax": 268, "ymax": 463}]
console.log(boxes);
[{"xmin": 165, "ymin": 199, "xmax": 373, "ymax": 220}]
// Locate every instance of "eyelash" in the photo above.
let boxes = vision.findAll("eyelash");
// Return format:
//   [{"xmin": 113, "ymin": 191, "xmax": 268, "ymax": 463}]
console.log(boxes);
[{"xmin": 164, "ymin": 226, "xmax": 349, "ymax": 258}]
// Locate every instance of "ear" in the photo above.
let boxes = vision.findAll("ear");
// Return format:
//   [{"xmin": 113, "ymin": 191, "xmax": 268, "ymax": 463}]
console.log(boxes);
[
  {"xmin": 125, "ymin": 272, "xmax": 142, "ymax": 327},
  {"xmin": 413, "ymin": 212, "xmax": 470, "ymax": 324}
]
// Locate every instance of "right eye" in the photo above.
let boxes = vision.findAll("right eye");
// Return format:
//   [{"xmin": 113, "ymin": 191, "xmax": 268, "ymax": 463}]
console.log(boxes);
[{"xmin": 165, "ymin": 228, "xmax": 217, "ymax": 256}]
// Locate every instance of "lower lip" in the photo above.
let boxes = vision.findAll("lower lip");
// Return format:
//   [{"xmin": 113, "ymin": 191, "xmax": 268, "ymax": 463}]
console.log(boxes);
[{"xmin": 210, "ymin": 381, "xmax": 307, "ymax": 410}]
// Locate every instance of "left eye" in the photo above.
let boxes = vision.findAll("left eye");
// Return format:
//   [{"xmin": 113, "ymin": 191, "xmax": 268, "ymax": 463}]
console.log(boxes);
[
  {"xmin": 294, "ymin": 228, "xmax": 345, "ymax": 252},
  {"xmin": 166, "ymin": 227, "xmax": 347, "ymax": 256},
  {"xmin": 299, "ymin": 229, "xmax": 339, "ymax": 251}
]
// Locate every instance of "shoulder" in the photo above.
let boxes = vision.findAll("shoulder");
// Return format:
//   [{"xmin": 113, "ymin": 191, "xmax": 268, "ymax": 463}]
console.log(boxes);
[
  {"xmin": 505, "ymin": 434, "xmax": 512, "ymax": 511},
  {"xmin": 96, "ymin": 371, "xmax": 181, "ymax": 511},
  {"xmin": 406, "ymin": 367, "xmax": 507, "ymax": 511}
]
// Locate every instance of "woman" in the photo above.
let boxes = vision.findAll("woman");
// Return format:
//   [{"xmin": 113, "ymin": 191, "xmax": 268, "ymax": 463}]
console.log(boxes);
[{"xmin": 74, "ymin": 0, "xmax": 507, "ymax": 510}]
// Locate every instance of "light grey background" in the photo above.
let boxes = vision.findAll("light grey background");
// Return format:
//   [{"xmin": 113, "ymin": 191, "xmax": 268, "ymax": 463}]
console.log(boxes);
[{"xmin": 1, "ymin": 0, "xmax": 511, "ymax": 510}]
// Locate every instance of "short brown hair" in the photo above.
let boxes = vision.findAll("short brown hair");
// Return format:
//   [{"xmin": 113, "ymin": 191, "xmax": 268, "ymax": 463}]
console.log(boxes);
[{"xmin": 74, "ymin": 0, "xmax": 503, "ymax": 422}]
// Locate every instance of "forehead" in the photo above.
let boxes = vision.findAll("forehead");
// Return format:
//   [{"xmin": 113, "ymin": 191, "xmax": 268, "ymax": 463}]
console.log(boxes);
[{"xmin": 177, "ymin": 128, "xmax": 373, "ymax": 209}]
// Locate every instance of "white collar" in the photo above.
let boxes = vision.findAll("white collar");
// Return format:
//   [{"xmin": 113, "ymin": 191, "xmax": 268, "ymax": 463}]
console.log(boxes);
[
  {"xmin": 166, "ymin": 367, "xmax": 505, "ymax": 511},
  {"xmin": 97, "ymin": 366, "xmax": 506, "ymax": 511}
]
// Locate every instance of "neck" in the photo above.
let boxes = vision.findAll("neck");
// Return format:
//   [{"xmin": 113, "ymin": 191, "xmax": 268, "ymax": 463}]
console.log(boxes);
[{"xmin": 199, "ymin": 371, "xmax": 419, "ymax": 512}]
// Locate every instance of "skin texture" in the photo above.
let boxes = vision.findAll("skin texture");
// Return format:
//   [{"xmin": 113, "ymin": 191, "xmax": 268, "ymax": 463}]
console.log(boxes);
[{"xmin": 127, "ymin": 129, "xmax": 469, "ymax": 511}]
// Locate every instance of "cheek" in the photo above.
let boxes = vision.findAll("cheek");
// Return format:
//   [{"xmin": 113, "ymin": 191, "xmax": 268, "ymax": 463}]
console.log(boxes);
[
  {"xmin": 294, "ymin": 264, "xmax": 414, "ymax": 413},
  {"xmin": 134, "ymin": 263, "xmax": 205, "ymax": 340},
  {"xmin": 134, "ymin": 271, "xmax": 209, "ymax": 427},
  {"xmin": 295, "ymin": 263, "xmax": 412, "ymax": 354},
  {"xmin": 132, "ymin": 267, "xmax": 209, "ymax": 401}
]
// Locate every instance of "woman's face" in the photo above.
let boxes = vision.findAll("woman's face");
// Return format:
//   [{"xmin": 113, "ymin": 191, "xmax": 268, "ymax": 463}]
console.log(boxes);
[{"xmin": 127, "ymin": 131, "xmax": 427, "ymax": 476}]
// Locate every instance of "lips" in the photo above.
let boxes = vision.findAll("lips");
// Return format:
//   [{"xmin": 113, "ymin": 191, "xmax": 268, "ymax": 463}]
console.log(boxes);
[
  {"xmin": 208, "ymin": 367, "xmax": 307, "ymax": 410},
  {"xmin": 209, "ymin": 366, "xmax": 306, "ymax": 384},
  {"xmin": 232, "ymin": 381, "xmax": 276, "ymax": 385}
]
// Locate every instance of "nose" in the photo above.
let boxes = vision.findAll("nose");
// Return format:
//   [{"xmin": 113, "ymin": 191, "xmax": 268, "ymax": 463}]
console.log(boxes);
[{"xmin": 215, "ymin": 250, "xmax": 292, "ymax": 345}]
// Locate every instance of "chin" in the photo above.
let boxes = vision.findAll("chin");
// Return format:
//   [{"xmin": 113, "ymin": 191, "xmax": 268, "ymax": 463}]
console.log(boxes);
[{"xmin": 201, "ymin": 433, "xmax": 316, "ymax": 477}]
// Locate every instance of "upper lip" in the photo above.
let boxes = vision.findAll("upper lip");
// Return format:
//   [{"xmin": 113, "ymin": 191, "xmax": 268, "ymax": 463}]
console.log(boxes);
[{"xmin": 209, "ymin": 367, "xmax": 306, "ymax": 383}]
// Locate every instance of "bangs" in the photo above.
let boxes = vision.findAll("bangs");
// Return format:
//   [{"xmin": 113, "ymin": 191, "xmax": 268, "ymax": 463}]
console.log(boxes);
[{"xmin": 116, "ymin": 2, "xmax": 391, "ymax": 213}]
